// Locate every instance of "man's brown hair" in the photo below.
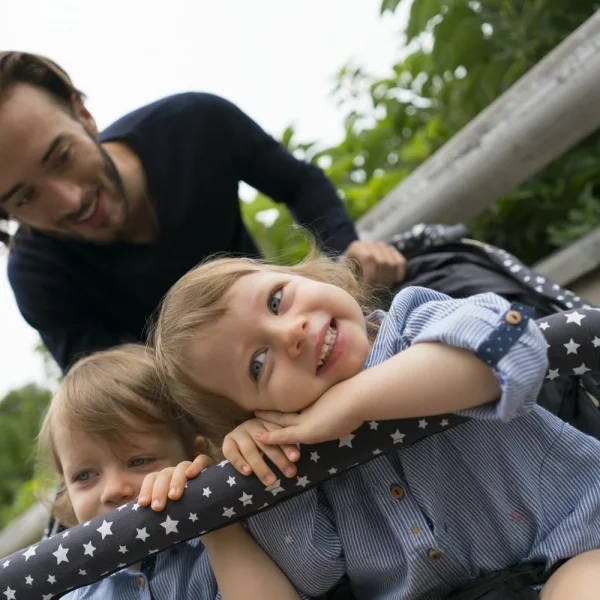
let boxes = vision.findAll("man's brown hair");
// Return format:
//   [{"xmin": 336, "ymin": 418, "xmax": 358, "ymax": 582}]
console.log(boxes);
[{"xmin": 0, "ymin": 51, "xmax": 83, "ymax": 247}]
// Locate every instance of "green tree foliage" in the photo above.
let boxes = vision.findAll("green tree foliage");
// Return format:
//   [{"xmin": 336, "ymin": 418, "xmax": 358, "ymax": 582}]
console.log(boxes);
[
  {"xmin": 242, "ymin": 0, "xmax": 600, "ymax": 266},
  {"xmin": 0, "ymin": 384, "xmax": 51, "ymax": 528}
]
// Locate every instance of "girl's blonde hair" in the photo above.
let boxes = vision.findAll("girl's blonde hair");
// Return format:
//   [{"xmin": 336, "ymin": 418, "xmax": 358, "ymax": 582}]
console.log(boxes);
[
  {"xmin": 153, "ymin": 252, "xmax": 377, "ymax": 446},
  {"xmin": 38, "ymin": 344, "xmax": 202, "ymax": 527}
]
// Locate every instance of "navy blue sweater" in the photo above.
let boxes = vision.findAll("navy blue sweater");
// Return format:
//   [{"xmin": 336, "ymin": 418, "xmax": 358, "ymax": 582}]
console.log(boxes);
[{"xmin": 8, "ymin": 93, "xmax": 358, "ymax": 371}]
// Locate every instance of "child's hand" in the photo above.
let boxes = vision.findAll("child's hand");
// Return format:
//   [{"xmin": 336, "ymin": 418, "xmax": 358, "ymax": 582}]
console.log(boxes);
[
  {"xmin": 223, "ymin": 418, "xmax": 300, "ymax": 486},
  {"xmin": 138, "ymin": 454, "xmax": 214, "ymax": 511},
  {"xmin": 255, "ymin": 380, "xmax": 364, "ymax": 446}
]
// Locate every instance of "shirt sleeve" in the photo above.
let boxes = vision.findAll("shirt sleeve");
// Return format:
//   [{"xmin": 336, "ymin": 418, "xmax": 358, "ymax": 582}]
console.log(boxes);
[
  {"xmin": 385, "ymin": 286, "xmax": 549, "ymax": 421},
  {"xmin": 210, "ymin": 95, "xmax": 358, "ymax": 254},
  {"xmin": 246, "ymin": 488, "xmax": 345, "ymax": 598}
]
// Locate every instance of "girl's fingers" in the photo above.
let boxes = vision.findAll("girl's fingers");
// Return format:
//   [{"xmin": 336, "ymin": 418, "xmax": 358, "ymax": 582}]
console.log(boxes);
[
  {"xmin": 167, "ymin": 461, "xmax": 193, "ymax": 501},
  {"xmin": 149, "ymin": 467, "xmax": 176, "ymax": 511},
  {"xmin": 138, "ymin": 471, "xmax": 158, "ymax": 507},
  {"xmin": 256, "ymin": 426, "xmax": 302, "ymax": 446},
  {"xmin": 185, "ymin": 454, "xmax": 213, "ymax": 478},
  {"xmin": 254, "ymin": 410, "xmax": 299, "ymax": 427},
  {"xmin": 263, "ymin": 421, "xmax": 301, "ymax": 462},
  {"xmin": 235, "ymin": 431, "xmax": 278, "ymax": 486},
  {"xmin": 222, "ymin": 436, "xmax": 252, "ymax": 476},
  {"xmin": 258, "ymin": 442, "xmax": 297, "ymax": 480}
]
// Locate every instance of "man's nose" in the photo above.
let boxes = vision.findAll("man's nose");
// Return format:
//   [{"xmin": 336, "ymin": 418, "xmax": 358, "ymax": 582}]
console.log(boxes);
[
  {"xmin": 101, "ymin": 472, "xmax": 136, "ymax": 506},
  {"xmin": 44, "ymin": 178, "xmax": 84, "ymax": 219},
  {"xmin": 278, "ymin": 316, "xmax": 308, "ymax": 359}
]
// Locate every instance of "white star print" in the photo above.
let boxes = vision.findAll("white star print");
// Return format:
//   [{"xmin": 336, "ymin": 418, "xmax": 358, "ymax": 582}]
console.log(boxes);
[
  {"xmin": 2, "ymin": 560, "xmax": 9, "ymax": 568},
  {"xmin": 25, "ymin": 575, "xmax": 33, "ymax": 585},
  {"xmin": 296, "ymin": 476, "xmax": 310, "ymax": 487},
  {"xmin": 218, "ymin": 460, "xmax": 230, "ymax": 467},
  {"xmin": 564, "ymin": 338, "xmax": 580, "ymax": 354},
  {"xmin": 440, "ymin": 419, "xmax": 449, "ymax": 426},
  {"xmin": 47, "ymin": 575, "xmax": 56, "ymax": 584},
  {"xmin": 62, "ymin": 531, "xmax": 70, "ymax": 538},
  {"xmin": 546, "ymin": 368, "xmax": 560, "ymax": 380},
  {"xmin": 79, "ymin": 569, "xmax": 87, "ymax": 576},
  {"xmin": 136, "ymin": 528, "xmax": 150, "ymax": 542},
  {"xmin": 53, "ymin": 544, "xmax": 69, "ymax": 564},
  {"xmin": 565, "ymin": 311, "xmax": 586, "ymax": 326},
  {"xmin": 189, "ymin": 512, "xmax": 198, "ymax": 522},
  {"xmin": 203, "ymin": 487, "xmax": 212, "ymax": 498},
  {"xmin": 117, "ymin": 504, "xmax": 127, "ymax": 511},
  {"xmin": 83, "ymin": 521, "xmax": 91, "ymax": 526},
  {"xmin": 593, "ymin": 337, "xmax": 600, "ymax": 348},
  {"xmin": 535, "ymin": 276, "xmax": 546, "ymax": 284},
  {"xmin": 3, "ymin": 587, "xmax": 16, "ymax": 600},
  {"xmin": 118, "ymin": 545, "xmax": 128, "ymax": 554},
  {"xmin": 368, "ymin": 421, "xmax": 379, "ymax": 430},
  {"xmin": 418, "ymin": 419, "xmax": 428, "ymax": 429},
  {"xmin": 118, "ymin": 562, "xmax": 126, "ymax": 568},
  {"xmin": 131, "ymin": 503, "xmax": 140, "ymax": 511},
  {"xmin": 338, "ymin": 433, "xmax": 355, "ymax": 448},
  {"xmin": 391, "ymin": 430, "xmax": 405, "ymax": 444},
  {"xmin": 535, "ymin": 285, "xmax": 543, "ymax": 293},
  {"xmin": 239, "ymin": 492, "xmax": 253, "ymax": 506},
  {"xmin": 372, "ymin": 448, "xmax": 382, "ymax": 455},
  {"xmin": 538, "ymin": 321, "xmax": 550, "ymax": 330},
  {"xmin": 328, "ymin": 467, "xmax": 338, "ymax": 475},
  {"xmin": 223, "ymin": 507, "xmax": 236, "ymax": 518},
  {"xmin": 160, "ymin": 515, "xmax": 179, "ymax": 534},
  {"xmin": 97, "ymin": 520, "xmax": 113, "ymax": 539},
  {"xmin": 265, "ymin": 479, "xmax": 284, "ymax": 496},
  {"xmin": 22, "ymin": 544, "xmax": 38, "ymax": 561},
  {"xmin": 43, "ymin": 595, "xmax": 53, "ymax": 600},
  {"xmin": 310, "ymin": 451, "xmax": 320, "ymax": 462},
  {"xmin": 227, "ymin": 476, "xmax": 237, "ymax": 487},
  {"xmin": 574, "ymin": 363, "xmax": 592, "ymax": 375},
  {"xmin": 83, "ymin": 541, "xmax": 96, "ymax": 557}
]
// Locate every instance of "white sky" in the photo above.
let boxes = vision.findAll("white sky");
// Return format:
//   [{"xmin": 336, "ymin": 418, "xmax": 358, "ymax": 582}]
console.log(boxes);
[{"xmin": 0, "ymin": 0, "xmax": 409, "ymax": 397}]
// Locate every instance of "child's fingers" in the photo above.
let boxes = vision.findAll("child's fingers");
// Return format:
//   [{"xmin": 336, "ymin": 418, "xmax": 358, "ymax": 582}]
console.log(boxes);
[
  {"xmin": 255, "ymin": 410, "xmax": 300, "ymax": 427},
  {"xmin": 185, "ymin": 454, "xmax": 213, "ymax": 478},
  {"xmin": 222, "ymin": 436, "xmax": 253, "ymax": 476},
  {"xmin": 167, "ymin": 461, "xmax": 194, "ymax": 501},
  {"xmin": 149, "ymin": 467, "xmax": 176, "ymax": 511},
  {"xmin": 138, "ymin": 472, "xmax": 158, "ymax": 507},
  {"xmin": 255, "ymin": 426, "xmax": 302, "ymax": 446},
  {"xmin": 262, "ymin": 422, "xmax": 301, "ymax": 462},
  {"xmin": 232, "ymin": 430, "xmax": 278, "ymax": 486}
]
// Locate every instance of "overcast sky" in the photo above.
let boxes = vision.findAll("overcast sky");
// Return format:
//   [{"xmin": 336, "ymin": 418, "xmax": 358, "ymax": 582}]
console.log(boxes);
[{"xmin": 0, "ymin": 0, "xmax": 409, "ymax": 397}]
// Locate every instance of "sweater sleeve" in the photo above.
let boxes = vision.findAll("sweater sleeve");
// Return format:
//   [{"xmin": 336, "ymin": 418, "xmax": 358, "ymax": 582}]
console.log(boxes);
[
  {"xmin": 210, "ymin": 95, "xmax": 358, "ymax": 254},
  {"xmin": 381, "ymin": 286, "xmax": 549, "ymax": 421}
]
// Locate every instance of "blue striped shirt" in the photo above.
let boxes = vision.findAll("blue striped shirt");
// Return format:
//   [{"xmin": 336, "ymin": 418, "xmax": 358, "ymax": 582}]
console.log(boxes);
[
  {"xmin": 247, "ymin": 287, "xmax": 600, "ymax": 599},
  {"xmin": 61, "ymin": 539, "xmax": 221, "ymax": 600}
]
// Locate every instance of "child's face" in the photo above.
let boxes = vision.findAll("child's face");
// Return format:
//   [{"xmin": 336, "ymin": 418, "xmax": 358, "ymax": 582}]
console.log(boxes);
[
  {"xmin": 189, "ymin": 270, "xmax": 370, "ymax": 413},
  {"xmin": 53, "ymin": 420, "xmax": 198, "ymax": 524}
]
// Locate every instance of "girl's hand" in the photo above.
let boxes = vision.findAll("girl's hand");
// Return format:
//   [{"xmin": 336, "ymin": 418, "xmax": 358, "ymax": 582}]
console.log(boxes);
[
  {"xmin": 255, "ymin": 381, "xmax": 364, "ymax": 446},
  {"xmin": 138, "ymin": 454, "xmax": 214, "ymax": 511},
  {"xmin": 223, "ymin": 418, "xmax": 300, "ymax": 486}
]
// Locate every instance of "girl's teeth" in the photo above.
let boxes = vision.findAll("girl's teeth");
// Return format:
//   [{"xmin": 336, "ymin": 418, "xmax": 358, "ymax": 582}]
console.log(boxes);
[{"xmin": 318, "ymin": 325, "xmax": 337, "ymax": 368}]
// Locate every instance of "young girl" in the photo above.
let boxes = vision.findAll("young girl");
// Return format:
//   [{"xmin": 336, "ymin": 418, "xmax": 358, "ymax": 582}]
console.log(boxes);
[
  {"xmin": 38, "ymin": 344, "xmax": 308, "ymax": 600},
  {"xmin": 151, "ymin": 254, "xmax": 600, "ymax": 599}
]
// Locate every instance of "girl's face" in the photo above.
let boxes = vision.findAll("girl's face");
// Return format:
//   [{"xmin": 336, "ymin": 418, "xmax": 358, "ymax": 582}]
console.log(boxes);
[
  {"xmin": 53, "ymin": 420, "xmax": 201, "ymax": 524},
  {"xmin": 189, "ymin": 270, "xmax": 370, "ymax": 413}
]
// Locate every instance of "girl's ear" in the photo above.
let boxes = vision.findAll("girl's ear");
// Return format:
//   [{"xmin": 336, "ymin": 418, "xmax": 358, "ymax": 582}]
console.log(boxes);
[{"xmin": 193, "ymin": 435, "xmax": 208, "ymax": 457}]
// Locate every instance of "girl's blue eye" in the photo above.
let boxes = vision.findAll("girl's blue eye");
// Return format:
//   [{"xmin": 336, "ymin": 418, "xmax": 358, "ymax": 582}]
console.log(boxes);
[
  {"xmin": 130, "ymin": 457, "xmax": 152, "ymax": 468},
  {"xmin": 250, "ymin": 351, "xmax": 266, "ymax": 381},
  {"xmin": 74, "ymin": 471, "xmax": 93, "ymax": 482},
  {"xmin": 269, "ymin": 289, "xmax": 282, "ymax": 314}
]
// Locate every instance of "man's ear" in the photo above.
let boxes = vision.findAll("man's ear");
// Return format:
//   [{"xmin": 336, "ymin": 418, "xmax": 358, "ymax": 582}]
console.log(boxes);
[{"xmin": 71, "ymin": 93, "xmax": 98, "ymax": 137}]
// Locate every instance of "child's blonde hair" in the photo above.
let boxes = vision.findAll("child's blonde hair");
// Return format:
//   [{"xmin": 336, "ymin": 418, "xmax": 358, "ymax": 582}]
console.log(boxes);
[
  {"xmin": 153, "ymin": 252, "xmax": 377, "ymax": 446},
  {"xmin": 38, "ymin": 344, "xmax": 203, "ymax": 527}
]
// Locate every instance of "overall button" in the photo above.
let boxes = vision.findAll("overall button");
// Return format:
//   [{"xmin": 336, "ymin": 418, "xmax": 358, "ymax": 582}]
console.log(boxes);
[
  {"xmin": 505, "ymin": 310, "xmax": 523, "ymax": 325},
  {"xmin": 428, "ymin": 549, "xmax": 442, "ymax": 560},
  {"xmin": 390, "ymin": 485, "xmax": 404, "ymax": 499}
]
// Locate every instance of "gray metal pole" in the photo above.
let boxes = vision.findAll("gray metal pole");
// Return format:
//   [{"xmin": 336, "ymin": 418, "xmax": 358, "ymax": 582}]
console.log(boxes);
[{"xmin": 357, "ymin": 10, "xmax": 600, "ymax": 240}]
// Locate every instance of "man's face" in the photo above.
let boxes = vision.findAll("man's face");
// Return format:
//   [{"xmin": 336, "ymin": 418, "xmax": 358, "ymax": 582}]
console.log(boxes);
[{"xmin": 0, "ymin": 83, "xmax": 128, "ymax": 242}]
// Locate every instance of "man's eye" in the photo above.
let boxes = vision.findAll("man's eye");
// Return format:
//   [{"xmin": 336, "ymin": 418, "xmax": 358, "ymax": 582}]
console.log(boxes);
[
  {"xmin": 16, "ymin": 189, "xmax": 35, "ymax": 208},
  {"xmin": 56, "ymin": 147, "xmax": 72, "ymax": 166},
  {"xmin": 269, "ymin": 289, "xmax": 282, "ymax": 314},
  {"xmin": 250, "ymin": 351, "xmax": 267, "ymax": 381}
]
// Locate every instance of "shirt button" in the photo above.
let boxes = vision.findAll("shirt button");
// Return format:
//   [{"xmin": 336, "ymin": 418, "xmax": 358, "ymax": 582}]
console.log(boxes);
[
  {"xmin": 390, "ymin": 485, "xmax": 404, "ymax": 499},
  {"xmin": 428, "ymin": 549, "xmax": 442, "ymax": 560},
  {"xmin": 410, "ymin": 525, "xmax": 421, "ymax": 535},
  {"xmin": 505, "ymin": 310, "xmax": 523, "ymax": 325},
  {"xmin": 138, "ymin": 576, "xmax": 146, "ymax": 589}
]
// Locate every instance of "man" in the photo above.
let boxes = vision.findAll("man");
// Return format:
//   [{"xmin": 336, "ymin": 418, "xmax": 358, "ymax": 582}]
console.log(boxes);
[{"xmin": 0, "ymin": 51, "xmax": 406, "ymax": 372}]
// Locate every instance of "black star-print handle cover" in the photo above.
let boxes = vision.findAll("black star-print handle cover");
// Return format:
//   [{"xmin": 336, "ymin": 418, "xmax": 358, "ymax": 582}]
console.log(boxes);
[{"xmin": 2, "ymin": 309, "xmax": 600, "ymax": 599}]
